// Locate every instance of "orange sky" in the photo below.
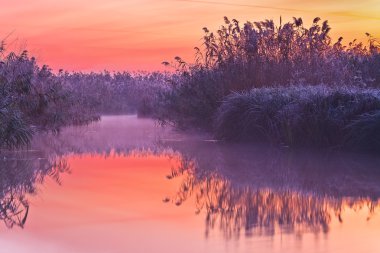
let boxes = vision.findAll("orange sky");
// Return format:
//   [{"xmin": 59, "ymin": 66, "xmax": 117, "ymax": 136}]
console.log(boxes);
[{"xmin": 0, "ymin": 0, "xmax": 379, "ymax": 71}]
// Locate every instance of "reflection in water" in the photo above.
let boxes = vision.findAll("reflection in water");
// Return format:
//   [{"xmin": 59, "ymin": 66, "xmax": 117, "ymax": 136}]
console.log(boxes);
[
  {"xmin": 0, "ymin": 150, "xmax": 69, "ymax": 228},
  {"xmin": 165, "ymin": 149, "xmax": 380, "ymax": 239},
  {"xmin": 30, "ymin": 115, "xmax": 179, "ymax": 156},
  {"xmin": 1, "ymin": 115, "xmax": 380, "ymax": 253},
  {"xmin": 0, "ymin": 116, "xmax": 176, "ymax": 229},
  {"xmin": 164, "ymin": 141, "xmax": 380, "ymax": 199}
]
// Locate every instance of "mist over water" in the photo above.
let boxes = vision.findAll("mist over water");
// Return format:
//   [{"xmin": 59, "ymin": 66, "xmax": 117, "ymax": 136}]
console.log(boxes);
[{"xmin": 1, "ymin": 115, "xmax": 380, "ymax": 253}]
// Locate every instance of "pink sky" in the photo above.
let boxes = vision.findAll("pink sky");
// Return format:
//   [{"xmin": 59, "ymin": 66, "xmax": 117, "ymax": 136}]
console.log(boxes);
[{"xmin": 1, "ymin": 0, "xmax": 379, "ymax": 71}]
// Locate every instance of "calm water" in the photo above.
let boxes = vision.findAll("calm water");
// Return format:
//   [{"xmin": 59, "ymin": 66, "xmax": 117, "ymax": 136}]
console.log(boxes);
[{"xmin": 1, "ymin": 115, "xmax": 380, "ymax": 253}]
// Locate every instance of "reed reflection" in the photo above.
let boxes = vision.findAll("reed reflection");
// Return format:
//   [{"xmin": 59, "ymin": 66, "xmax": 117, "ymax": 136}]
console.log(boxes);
[
  {"xmin": 164, "ymin": 149, "xmax": 380, "ymax": 239},
  {"xmin": 0, "ymin": 150, "xmax": 69, "ymax": 228},
  {"xmin": 0, "ymin": 116, "xmax": 172, "ymax": 229},
  {"xmin": 2, "ymin": 115, "xmax": 380, "ymax": 240}
]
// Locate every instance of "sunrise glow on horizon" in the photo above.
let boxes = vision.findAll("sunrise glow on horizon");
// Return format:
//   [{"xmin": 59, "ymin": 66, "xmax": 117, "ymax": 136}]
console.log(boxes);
[{"xmin": 1, "ymin": 0, "xmax": 379, "ymax": 72}]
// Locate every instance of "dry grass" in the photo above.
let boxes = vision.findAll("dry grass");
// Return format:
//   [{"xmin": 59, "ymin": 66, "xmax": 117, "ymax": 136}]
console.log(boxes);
[
  {"xmin": 156, "ymin": 17, "xmax": 380, "ymax": 152},
  {"xmin": 214, "ymin": 86, "xmax": 380, "ymax": 151}
]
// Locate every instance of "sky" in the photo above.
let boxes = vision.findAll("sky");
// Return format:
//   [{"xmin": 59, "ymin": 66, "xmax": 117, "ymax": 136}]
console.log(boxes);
[{"xmin": 0, "ymin": 0, "xmax": 379, "ymax": 72}]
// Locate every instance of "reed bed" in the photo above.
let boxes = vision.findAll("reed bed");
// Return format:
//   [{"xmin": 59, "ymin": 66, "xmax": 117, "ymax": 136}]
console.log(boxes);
[
  {"xmin": 0, "ymin": 49, "xmax": 101, "ymax": 149},
  {"xmin": 214, "ymin": 86, "xmax": 380, "ymax": 151},
  {"xmin": 156, "ymin": 17, "xmax": 380, "ymax": 151},
  {"xmin": 157, "ymin": 17, "xmax": 380, "ymax": 131},
  {"xmin": 0, "ymin": 48, "xmax": 168, "ymax": 149}
]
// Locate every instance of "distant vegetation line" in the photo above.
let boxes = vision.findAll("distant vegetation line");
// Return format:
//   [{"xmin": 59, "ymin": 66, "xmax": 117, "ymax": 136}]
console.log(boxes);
[
  {"xmin": 0, "ymin": 47, "xmax": 167, "ymax": 148},
  {"xmin": 1, "ymin": 16, "xmax": 380, "ymax": 152}
]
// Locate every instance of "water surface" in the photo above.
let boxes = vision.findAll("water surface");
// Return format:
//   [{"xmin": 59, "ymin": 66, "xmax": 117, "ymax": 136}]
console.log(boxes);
[{"xmin": 1, "ymin": 115, "xmax": 380, "ymax": 253}]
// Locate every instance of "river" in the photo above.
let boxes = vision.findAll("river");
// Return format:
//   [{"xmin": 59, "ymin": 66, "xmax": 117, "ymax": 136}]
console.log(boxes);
[{"xmin": 1, "ymin": 115, "xmax": 380, "ymax": 253}]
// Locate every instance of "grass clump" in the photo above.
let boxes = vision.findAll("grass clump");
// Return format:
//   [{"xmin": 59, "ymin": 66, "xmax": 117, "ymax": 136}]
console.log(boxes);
[{"xmin": 214, "ymin": 86, "xmax": 380, "ymax": 150}]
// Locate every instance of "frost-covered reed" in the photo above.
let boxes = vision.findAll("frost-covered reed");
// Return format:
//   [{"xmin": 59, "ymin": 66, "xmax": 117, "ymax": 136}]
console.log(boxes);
[
  {"xmin": 0, "ymin": 44, "xmax": 170, "ymax": 149},
  {"xmin": 214, "ymin": 86, "xmax": 380, "ymax": 151},
  {"xmin": 156, "ymin": 17, "xmax": 380, "ymax": 151}
]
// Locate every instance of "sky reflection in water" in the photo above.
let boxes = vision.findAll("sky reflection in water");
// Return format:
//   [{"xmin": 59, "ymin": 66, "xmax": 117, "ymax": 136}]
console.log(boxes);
[{"xmin": 1, "ymin": 115, "xmax": 380, "ymax": 253}]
